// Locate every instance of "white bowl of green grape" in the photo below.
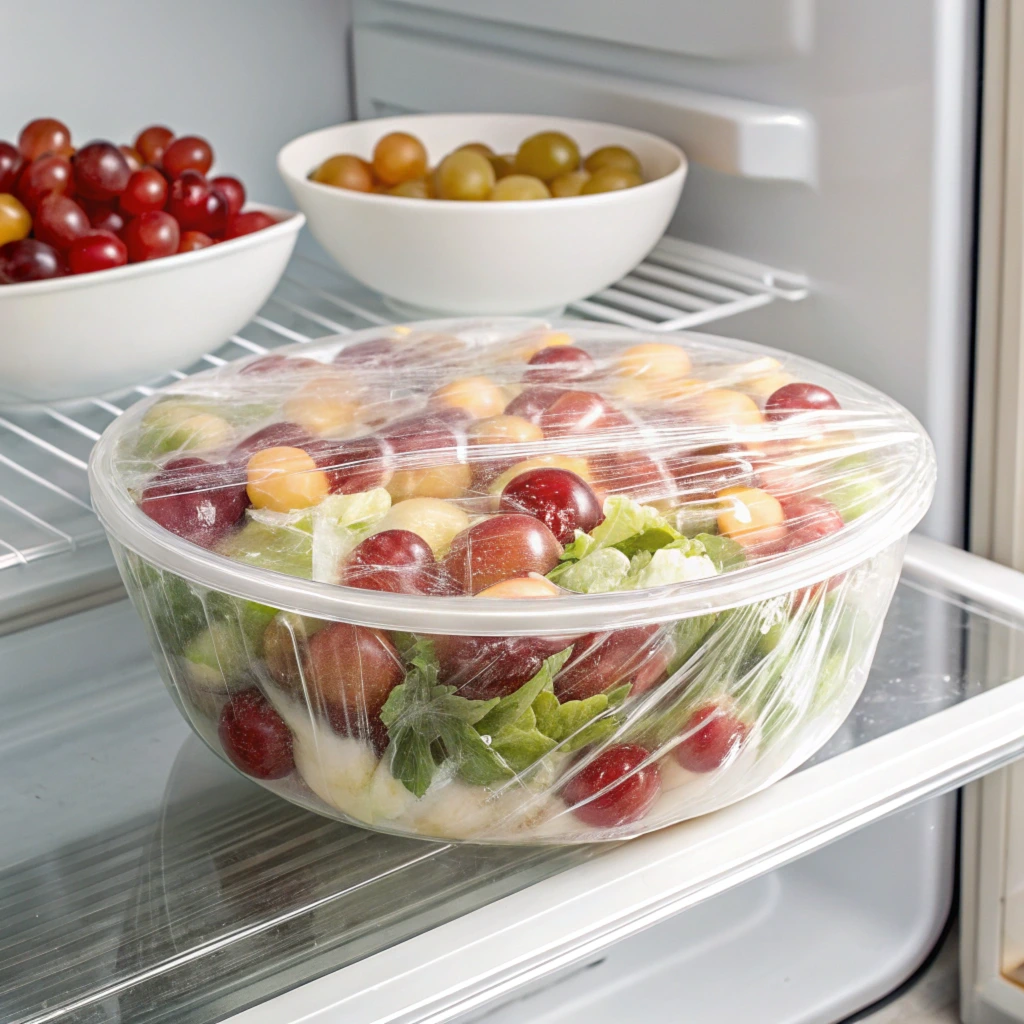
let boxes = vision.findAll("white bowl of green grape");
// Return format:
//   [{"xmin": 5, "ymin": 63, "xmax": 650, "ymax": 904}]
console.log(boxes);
[{"xmin": 278, "ymin": 113, "xmax": 687, "ymax": 317}]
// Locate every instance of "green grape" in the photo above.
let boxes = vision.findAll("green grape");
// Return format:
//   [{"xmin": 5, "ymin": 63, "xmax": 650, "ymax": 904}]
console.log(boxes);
[
  {"xmin": 584, "ymin": 145, "xmax": 642, "ymax": 177},
  {"xmin": 490, "ymin": 174, "xmax": 551, "ymax": 201},
  {"xmin": 183, "ymin": 622, "xmax": 250, "ymax": 692},
  {"xmin": 581, "ymin": 167, "xmax": 644, "ymax": 195},
  {"xmin": 388, "ymin": 179, "xmax": 431, "ymax": 199},
  {"xmin": 457, "ymin": 142, "xmax": 494, "ymax": 158},
  {"xmin": 436, "ymin": 150, "xmax": 495, "ymax": 200},
  {"xmin": 489, "ymin": 153, "xmax": 516, "ymax": 179},
  {"xmin": 550, "ymin": 169, "xmax": 590, "ymax": 197},
  {"xmin": 137, "ymin": 399, "xmax": 232, "ymax": 457},
  {"xmin": 514, "ymin": 131, "xmax": 580, "ymax": 182}
]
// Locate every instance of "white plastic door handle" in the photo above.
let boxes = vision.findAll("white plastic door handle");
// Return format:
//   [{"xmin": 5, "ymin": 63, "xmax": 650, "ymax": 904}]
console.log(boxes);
[{"xmin": 354, "ymin": 25, "xmax": 818, "ymax": 184}]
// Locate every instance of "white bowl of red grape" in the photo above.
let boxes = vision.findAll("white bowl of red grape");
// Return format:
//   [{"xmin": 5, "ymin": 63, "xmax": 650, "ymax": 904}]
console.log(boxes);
[
  {"xmin": 0, "ymin": 118, "xmax": 304, "ymax": 403},
  {"xmin": 89, "ymin": 319, "xmax": 934, "ymax": 844},
  {"xmin": 278, "ymin": 113, "xmax": 686, "ymax": 317}
]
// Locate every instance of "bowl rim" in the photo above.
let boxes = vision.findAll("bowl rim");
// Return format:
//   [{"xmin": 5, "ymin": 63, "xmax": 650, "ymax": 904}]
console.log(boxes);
[
  {"xmin": 88, "ymin": 320, "xmax": 936, "ymax": 637},
  {"xmin": 0, "ymin": 202, "xmax": 305, "ymax": 299},
  {"xmin": 277, "ymin": 112, "xmax": 687, "ymax": 209}
]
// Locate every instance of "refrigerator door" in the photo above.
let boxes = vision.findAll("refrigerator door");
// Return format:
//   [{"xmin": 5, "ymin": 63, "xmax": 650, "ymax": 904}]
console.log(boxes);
[
  {"xmin": 2, "ymin": 537, "xmax": 1021, "ymax": 1024},
  {"xmin": 351, "ymin": 0, "xmax": 978, "ymax": 545}
]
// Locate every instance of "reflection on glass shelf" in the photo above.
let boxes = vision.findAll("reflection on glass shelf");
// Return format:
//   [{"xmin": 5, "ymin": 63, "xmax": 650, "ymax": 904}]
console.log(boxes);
[{"xmin": 1, "ymin": 567, "xmax": 1023, "ymax": 1024}]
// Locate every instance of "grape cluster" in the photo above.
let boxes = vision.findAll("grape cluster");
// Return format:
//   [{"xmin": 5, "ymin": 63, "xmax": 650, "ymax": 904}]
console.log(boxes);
[
  {"xmin": 310, "ymin": 130, "xmax": 646, "ymax": 201},
  {"xmin": 0, "ymin": 117, "xmax": 276, "ymax": 283}
]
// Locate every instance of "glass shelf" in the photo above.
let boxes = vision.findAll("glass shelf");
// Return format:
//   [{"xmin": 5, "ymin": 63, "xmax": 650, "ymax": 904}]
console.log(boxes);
[{"xmin": 1, "ymin": 539, "xmax": 1021, "ymax": 1024}]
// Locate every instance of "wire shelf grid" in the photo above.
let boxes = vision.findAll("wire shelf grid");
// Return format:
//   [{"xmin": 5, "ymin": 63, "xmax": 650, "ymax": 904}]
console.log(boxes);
[{"xmin": 0, "ymin": 240, "xmax": 806, "ymax": 574}]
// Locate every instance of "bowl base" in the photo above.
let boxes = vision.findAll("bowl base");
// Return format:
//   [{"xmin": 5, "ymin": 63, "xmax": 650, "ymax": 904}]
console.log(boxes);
[{"xmin": 381, "ymin": 295, "xmax": 567, "ymax": 322}]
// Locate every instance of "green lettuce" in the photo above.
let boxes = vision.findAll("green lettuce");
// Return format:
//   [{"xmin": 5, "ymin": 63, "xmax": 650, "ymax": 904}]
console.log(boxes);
[
  {"xmin": 380, "ymin": 640, "xmax": 501, "ymax": 797},
  {"xmin": 381, "ymin": 642, "xmax": 634, "ymax": 794}
]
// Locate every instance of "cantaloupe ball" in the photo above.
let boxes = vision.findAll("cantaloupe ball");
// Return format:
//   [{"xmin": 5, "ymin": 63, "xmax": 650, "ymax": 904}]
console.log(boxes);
[
  {"xmin": 247, "ymin": 446, "xmax": 329, "ymax": 511},
  {"xmin": 431, "ymin": 376, "xmax": 507, "ymax": 419},
  {"xmin": 616, "ymin": 342, "xmax": 692, "ymax": 381},
  {"xmin": 716, "ymin": 485, "xmax": 786, "ymax": 547},
  {"xmin": 476, "ymin": 576, "xmax": 561, "ymax": 599}
]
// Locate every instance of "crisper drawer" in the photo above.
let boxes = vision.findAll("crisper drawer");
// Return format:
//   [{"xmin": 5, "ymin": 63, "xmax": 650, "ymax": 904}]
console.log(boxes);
[{"xmin": 1, "ymin": 536, "xmax": 1022, "ymax": 1024}]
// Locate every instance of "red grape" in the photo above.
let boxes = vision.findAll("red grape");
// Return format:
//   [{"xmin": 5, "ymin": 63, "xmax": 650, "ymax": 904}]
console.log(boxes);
[
  {"xmin": 85, "ymin": 202, "xmax": 126, "ymax": 235},
  {"xmin": 218, "ymin": 688, "xmax": 294, "ymax": 780},
  {"xmin": 380, "ymin": 410, "xmax": 466, "ymax": 458},
  {"xmin": 0, "ymin": 238, "xmax": 65, "ymax": 283},
  {"xmin": 539, "ymin": 390, "xmax": 613, "ymax": 438},
  {"xmin": 134, "ymin": 125, "xmax": 174, "ymax": 166},
  {"xmin": 178, "ymin": 230, "xmax": 214, "ymax": 253},
  {"xmin": 333, "ymin": 337, "xmax": 402, "ymax": 367},
  {"xmin": 562, "ymin": 744, "xmax": 661, "ymax": 828},
  {"xmin": 504, "ymin": 385, "xmax": 561, "ymax": 423},
  {"xmin": 18, "ymin": 118, "xmax": 72, "ymax": 161},
  {"xmin": 591, "ymin": 452, "xmax": 670, "ymax": 499},
  {"xmin": 211, "ymin": 175, "xmax": 245, "ymax": 219},
  {"xmin": 765, "ymin": 382, "xmax": 841, "ymax": 421},
  {"xmin": 167, "ymin": 170, "xmax": 228, "ymax": 235},
  {"xmin": 0, "ymin": 142, "xmax": 23, "ymax": 192},
  {"xmin": 675, "ymin": 704, "xmax": 748, "ymax": 773},
  {"xmin": 140, "ymin": 456, "xmax": 248, "ymax": 547},
  {"xmin": 67, "ymin": 230, "xmax": 128, "ymax": 274},
  {"xmin": 668, "ymin": 451, "xmax": 754, "ymax": 500},
  {"xmin": 238, "ymin": 355, "xmax": 321, "ymax": 376},
  {"xmin": 231, "ymin": 421, "xmax": 316, "ymax": 462},
  {"xmin": 16, "ymin": 154, "xmax": 73, "ymax": 211},
  {"xmin": 119, "ymin": 167, "xmax": 168, "ymax": 216},
  {"xmin": 303, "ymin": 623, "xmax": 403, "ymax": 735},
  {"xmin": 305, "ymin": 435, "xmax": 393, "ymax": 494},
  {"xmin": 224, "ymin": 210, "xmax": 276, "ymax": 239},
  {"xmin": 525, "ymin": 345, "xmax": 594, "ymax": 382},
  {"xmin": 442, "ymin": 514, "xmax": 562, "ymax": 594},
  {"xmin": 435, "ymin": 633, "xmax": 573, "ymax": 700},
  {"xmin": 342, "ymin": 529, "xmax": 435, "ymax": 594},
  {"xmin": 779, "ymin": 495, "xmax": 844, "ymax": 548},
  {"xmin": 123, "ymin": 210, "xmax": 180, "ymax": 262},
  {"xmin": 32, "ymin": 194, "xmax": 89, "ymax": 251},
  {"xmin": 162, "ymin": 135, "xmax": 214, "ymax": 178},
  {"xmin": 73, "ymin": 141, "xmax": 131, "ymax": 201},
  {"xmin": 555, "ymin": 625, "xmax": 669, "ymax": 702},
  {"xmin": 500, "ymin": 467, "xmax": 603, "ymax": 544},
  {"xmin": 119, "ymin": 145, "xmax": 143, "ymax": 172}
]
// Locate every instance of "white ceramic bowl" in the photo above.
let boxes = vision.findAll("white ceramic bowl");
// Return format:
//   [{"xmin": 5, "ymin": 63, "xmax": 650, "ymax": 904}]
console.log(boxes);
[
  {"xmin": 277, "ymin": 114, "xmax": 686, "ymax": 317},
  {"xmin": 0, "ymin": 204, "xmax": 304, "ymax": 405}
]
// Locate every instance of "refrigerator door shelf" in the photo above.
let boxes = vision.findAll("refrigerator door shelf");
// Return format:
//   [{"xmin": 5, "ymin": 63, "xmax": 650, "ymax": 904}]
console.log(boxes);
[{"xmin": 2, "ymin": 536, "xmax": 1022, "ymax": 1024}]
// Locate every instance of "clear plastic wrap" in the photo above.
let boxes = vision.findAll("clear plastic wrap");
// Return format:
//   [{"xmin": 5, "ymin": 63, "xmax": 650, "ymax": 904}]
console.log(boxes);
[{"xmin": 89, "ymin": 319, "xmax": 935, "ymax": 843}]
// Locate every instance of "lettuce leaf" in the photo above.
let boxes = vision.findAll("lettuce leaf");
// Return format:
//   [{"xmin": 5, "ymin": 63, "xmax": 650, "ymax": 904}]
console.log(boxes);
[
  {"xmin": 622, "ymin": 548, "xmax": 718, "ymax": 590},
  {"xmin": 693, "ymin": 533, "xmax": 746, "ymax": 572},
  {"xmin": 551, "ymin": 547, "xmax": 631, "ymax": 593},
  {"xmin": 556, "ymin": 496, "xmax": 676, "ymax": 562},
  {"xmin": 532, "ymin": 683, "xmax": 629, "ymax": 752},
  {"xmin": 380, "ymin": 639, "xmax": 501, "ymax": 796},
  {"xmin": 474, "ymin": 647, "xmax": 573, "ymax": 737},
  {"xmin": 311, "ymin": 488, "xmax": 392, "ymax": 583}
]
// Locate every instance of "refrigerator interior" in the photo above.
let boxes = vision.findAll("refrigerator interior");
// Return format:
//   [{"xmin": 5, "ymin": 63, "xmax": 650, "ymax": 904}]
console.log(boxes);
[{"xmin": 0, "ymin": 1, "xmax": 1009, "ymax": 1022}]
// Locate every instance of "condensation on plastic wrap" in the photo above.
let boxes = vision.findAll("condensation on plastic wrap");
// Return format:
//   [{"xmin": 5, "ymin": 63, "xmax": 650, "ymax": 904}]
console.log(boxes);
[{"xmin": 90, "ymin": 318, "xmax": 936, "ymax": 844}]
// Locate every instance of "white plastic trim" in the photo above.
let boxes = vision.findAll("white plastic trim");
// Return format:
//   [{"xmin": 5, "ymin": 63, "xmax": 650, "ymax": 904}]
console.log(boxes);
[{"xmin": 354, "ymin": 24, "xmax": 818, "ymax": 184}]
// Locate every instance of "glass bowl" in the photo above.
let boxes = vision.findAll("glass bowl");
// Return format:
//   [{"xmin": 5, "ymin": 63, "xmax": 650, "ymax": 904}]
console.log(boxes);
[{"xmin": 89, "ymin": 319, "xmax": 935, "ymax": 843}]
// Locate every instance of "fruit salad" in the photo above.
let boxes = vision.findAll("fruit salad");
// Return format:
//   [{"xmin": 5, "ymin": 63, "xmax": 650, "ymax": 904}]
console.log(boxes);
[{"xmin": 90, "ymin": 320, "xmax": 935, "ymax": 842}]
